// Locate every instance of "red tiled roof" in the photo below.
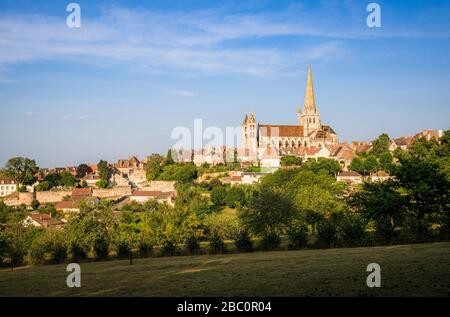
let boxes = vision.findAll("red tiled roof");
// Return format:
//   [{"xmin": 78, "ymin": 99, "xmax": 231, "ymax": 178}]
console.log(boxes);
[
  {"xmin": 56, "ymin": 200, "xmax": 78, "ymax": 210},
  {"xmin": 259, "ymin": 125, "xmax": 304, "ymax": 137},
  {"xmin": 72, "ymin": 188, "xmax": 92, "ymax": 197},
  {"xmin": 338, "ymin": 171, "xmax": 362, "ymax": 177},
  {"xmin": 29, "ymin": 213, "xmax": 63, "ymax": 227}
]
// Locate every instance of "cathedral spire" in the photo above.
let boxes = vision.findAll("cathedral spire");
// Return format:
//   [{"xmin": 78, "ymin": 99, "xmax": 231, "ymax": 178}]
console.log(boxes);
[{"xmin": 303, "ymin": 65, "xmax": 317, "ymax": 114}]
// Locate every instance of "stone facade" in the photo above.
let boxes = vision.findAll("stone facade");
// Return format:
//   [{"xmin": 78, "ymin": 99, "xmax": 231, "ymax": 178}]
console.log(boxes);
[{"xmin": 241, "ymin": 65, "xmax": 338, "ymax": 163}]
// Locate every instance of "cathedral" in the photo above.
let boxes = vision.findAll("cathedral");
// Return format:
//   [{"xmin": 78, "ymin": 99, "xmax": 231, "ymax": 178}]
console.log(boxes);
[{"xmin": 241, "ymin": 65, "xmax": 338, "ymax": 162}]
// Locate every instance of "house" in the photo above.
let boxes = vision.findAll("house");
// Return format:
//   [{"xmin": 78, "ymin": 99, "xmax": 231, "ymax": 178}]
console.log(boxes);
[
  {"xmin": 193, "ymin": 147, "xmax": 225, "ymax": 166},
  {"xmin": 0, "ymin": 177, "xmax": 17, "ymax": 197},
  {"xmin": 351, "ymin": 141, "xmax": 372, "ymax": 154},
  {"xmin": 114, "ymin": 156, "xmax": 144, "ymax": 175},
  {"xmin": 370, "ymin": 171, "xmax": 392, "ymax": 182},
  {"xmin": 130, "ymin": 191, "xmax": 176, "ymax": 206},
  {"xmin": 414, "ymin": 129, "xmax": 443, "ymax": 141},
  {"xmin": 260, "ymin": 145, "xmax": 280, "ymax": 172},
  {"xmin": 336, "ymin": 171, "xmax": 364, "ymax": 185},
  {"xmin": 330, "ymin": 143, "xmax": 355, "ymax": 169},
  {"xmin": 128, "ymin": 169, "xmax": 147, "ymax": 187},
  {"xmin": 55, "ymin": 200, "xmax": 80, "ymax": 213},
  {"xmin": 389, "ymin": 136, "xmax": 414, "ymax": 151},
  {"xmin": 230, "ymin": 172, "xmax": 265, "ymax": 186},
  {"xmin": 303, "ymin": 146, "xmax": 331, "ymax": 160},
  {"xmin": 22, "ymin": 213, "xmax": 64, "ymax": 228},
  {"xmin": 81, "ymin": 173, "xmax": 100, "ymax": 187}
]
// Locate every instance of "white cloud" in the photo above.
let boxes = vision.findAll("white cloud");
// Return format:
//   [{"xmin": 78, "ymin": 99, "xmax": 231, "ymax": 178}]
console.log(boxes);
[
  {"xmin": 0, "ymin": 3, "xmax": 446, "ymax": 78},
  {"xmin": 62, "ymin": 114, "xmax": 95, "ymax": 121},
  {"xmin": 173, "ymin": 90, "xmax": 195, "ymax": 97},
  {"xmin": 25, "ymin": 111, "xmax": 33, "ymax": 117}
]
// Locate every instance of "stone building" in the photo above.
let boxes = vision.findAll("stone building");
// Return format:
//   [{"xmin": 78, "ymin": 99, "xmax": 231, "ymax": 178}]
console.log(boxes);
[{"xmin": 241, "ymin": 65, "xmax": 338, "ymax": 163}]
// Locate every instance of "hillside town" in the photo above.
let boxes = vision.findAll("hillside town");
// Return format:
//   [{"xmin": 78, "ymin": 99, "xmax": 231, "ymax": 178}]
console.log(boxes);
[{"xmin": 0, "ymin": 66, "xmax": 446, "ymax": 229}]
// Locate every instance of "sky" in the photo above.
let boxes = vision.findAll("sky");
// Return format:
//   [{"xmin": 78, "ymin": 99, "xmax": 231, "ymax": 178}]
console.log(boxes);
[{"xmin": 0, "ymin": 0, "xmax": 449, "ymax": 167}]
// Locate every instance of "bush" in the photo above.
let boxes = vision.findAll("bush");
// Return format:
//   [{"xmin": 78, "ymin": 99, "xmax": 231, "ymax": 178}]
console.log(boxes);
[
  {"xmin": 287, "ymin": 221, "xmax": 309, "ymax": 249},
  {"xmin": 31, "ymin": 199, "xmax": 40, "ymax": 210},
  {"xmin": 116, "ymin": 241, "xmax": 132, "ymax": 259},
  {"xmin": 186, "ymin": 235, "xmax": 200, "ymax": 255},
  {"xmin": 69, "ymin": 242, "xmax": 87, "ymax": 261},
  {"xmin": 225, "ymin": 186, "xmax": 246, "ymax": 208},
  {"xmin": 29, "ymin": 230, "xmax": 67, "ymax": 264},
  {"xmin": 93, "ymin": 238, "xmax": 109, "ymax": 259},
  {"xmin": 210, "ymin": 186, "xmax": 226, "ymax": 207},
  {"xmin": 138, "ymin": 240, "xmax": 153, "ymax": 258},
  {"xmin": 336, "ymin": 214, "xmax": 367, "ymax": 247},
  {"xmin": 209, "ymin": 234, "xmax": 226, "ymax": 254},
  {"xmin": 234, "ymin": 230, "xmax": 253, "ymax": 252},
  {"xmin": 259, "ymin": 233, "xmax": 280, "ymax": 251},
  {"xmin": 161, "ymin": 241, "xmax": 177, "ymax": 256},
  {"xmin": 317, "ymin": 220, "xmax": 337, "ymax": 248}
]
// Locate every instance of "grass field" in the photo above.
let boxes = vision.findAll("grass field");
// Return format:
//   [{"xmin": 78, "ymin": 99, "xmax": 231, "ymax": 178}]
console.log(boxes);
[{"xmin": 1, "ymin": 242, "xmax": 449, "ymax": 297}]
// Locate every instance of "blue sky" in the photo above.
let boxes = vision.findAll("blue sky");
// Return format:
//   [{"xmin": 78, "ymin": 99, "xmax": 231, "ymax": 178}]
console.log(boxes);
[{"xmin": 0, "ymin": 0, "xmax": 449, "ymax": 167}]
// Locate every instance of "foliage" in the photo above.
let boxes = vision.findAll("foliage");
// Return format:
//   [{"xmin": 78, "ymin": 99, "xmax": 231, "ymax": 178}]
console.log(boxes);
[
  {"xmin": 146, "ymin": 154, "xmax": 164, "ymax": 181},
  {"xmin": 98, "ymin": 160, "xmax": 110, "ymax": 184},
  {"xmin": 234, "ymin": 230, "xmax": 253, "ymax": 252},
  {"xmin": 225, "ymin": 186, "xmax": 246, "ymax": 208},
  {"xmin": 3, "ymin": 157, "xmax": 39, "ymax": 186},
  {"xmin": 239, "ymin": 183, "xmax": 296, "ymax": 240},
  {"xmin": 281, "ymin": 155, "xmax": 303, "ymax": 166},
  {"xmin": 95, "ymin": 179, "xmax": 108, "ymax": 189},
  {"xmin": 76, "ymin": 164, "xmax": 93, "ymax": 178},
  {"xmin": 31, "ymin": 199, "xmax": 40, "ymax": 210},
  {"xmin": 158, "ymin": 163, "xmax": 198, "ymax": 182},
  {"xmin": 210, "ymin": 185, "xmax": 227, "ymax": 207},
  {"xmin": 287, "ymin": 219, "xmax": 309, "ymax": 249}
]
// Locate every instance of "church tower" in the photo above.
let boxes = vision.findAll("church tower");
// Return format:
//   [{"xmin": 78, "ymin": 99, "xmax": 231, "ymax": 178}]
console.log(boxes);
[
  {"xmin": 241, "ymin": 112, "xmax": 258, "ymax": 161},
  {"xmin": 298, "ymin": 65, "xmax": 321, "ymax": 136}
]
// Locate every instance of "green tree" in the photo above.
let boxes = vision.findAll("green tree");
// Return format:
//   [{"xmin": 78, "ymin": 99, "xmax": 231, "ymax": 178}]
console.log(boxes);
[
  {"xmin": 145, "ymin": 154, "xmax": 164, "ymax": 181},
  {"xmin": 210, "ymin": 185, "xmax": 227, "ymax": 207},
  {"xmin": 164, "ymin": 149, "xmax": 175, "ymax": 166},
  {"xmin": 158, "ymin": 163, "xmax": 197, "ymax": 182},
  {"xmin": 225, "ymin": 186, "xmax": 246, "ymax": 208},
  {"xmin": 379, "ymin": 152, "xmax": 394, "ymax": 172},
  {"xmin": 3, "ymin": 157, "xmax": 39, "ymax": 186},
  {"xmin": 60, "ymin": 171, "xmax": 77, "ymax": 187},
  {"xmin": 98, "ymin": 160, "xmax": 110, "ymax": 184},
  {"xmin": 76, "ymin": 164, "xmax": 92, "ymax": 178},
  {"xmin": 238, "ymin": 184, "xmax": 296, "ymax": 239},
  {"xmin": 370, "ymin": 133, "xmax": 391, "ymax": 157}
]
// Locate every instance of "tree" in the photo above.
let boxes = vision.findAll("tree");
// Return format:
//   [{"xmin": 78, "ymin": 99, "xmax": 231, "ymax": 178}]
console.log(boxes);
[
  {"xmin": 348, "ymin": 180, "xmax": 407, "ymax": 242},
  {"xmin": 370, "ymin": 133, "xmax": 390, "ymax": 158},
  {"xmin": 97, "ymin": 160, "xmax": 110, "ymax": 184},
  {"xmin": 31, "ymin": 199, "xmax": 40, "ymax": 210},
  {"xmin": 60, "ymin": 171, "xmax": 77, "ymax": 187},
  {"xmin": 146, "ymin": 154, "xmax": 164, "ymax": 181},
  {"xmin": 164, "ymin": 149, "xmax": 175, "ymax": 166},
  {"xmin": 158, "ymin": 163, "xmax": 197, "ymax": 182},
  {"xmin": 76, "ymin": 164, "xmax": 92, "ymax": 178},
  {"xmin": 225, "ymin": 186, "xmax": 246, "ymax": 208},
  {"xmin": 210, "ymin": 185, "xmax": 227, "ymax": 207},
  {"xmin": 3, "ymin": 157, "xmax": 39, "ymax": 186},
  {"xmin": 281, "ymin": 156, "xmax": 303, "ymax": 167},
  {"xmin": 349, "ymin": 154, "xmax": 378, "ymax": 175},
  {"xmin": 379, "ymin": 152, "xmax": 393, "ymax": 172},
  {"xmin": 238, "ymin": 184, "xmax": 296, "ymax": 239},
  {"xmin": 95, "ymin": 179, "xmax": 108, "ymax": 189}
]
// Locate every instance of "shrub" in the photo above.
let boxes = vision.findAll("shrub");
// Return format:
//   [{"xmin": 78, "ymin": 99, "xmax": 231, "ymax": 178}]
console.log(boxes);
[
  {"xmin": 93, "ymin": 238, "xmax": 109, "ymax": 259},
  {"xmin": 259, "ymin": 233, "xmax": 280, "ymax": 251},
  {"xmin": 31, "ymin": 199, "xmax": 40, "ymax": 210},
  {"xmin": 69, "ymin": 242, "xmax": 87, "ymax": 261},
  {"xmin": 138, "ymin": 240, "xmax": 153, "ymax": 258},
  {"xmin": 287, "ymin": 221, "xmax": 309, "ymax": 249},
  {"xmin": 210, "ymin": 186, "xmax": 227, "ymax": 206},
  {"xmin": 336, "ymin": 214, "xmax": 367, "ymax": 247},
  {"xmin": 234, "ymin": 230, "xmax": 253, "ymax": 252},
  {"xmin": 186, "ymin": 235, "xmax": 200, "ymax": 255},
  {"xmin": 317, "ymin": 220, "xmax": 337, "ymax": 248},
  {"xmin": 161, "ymin": 241, "xmax": 177, "ymax": 256},
  {"xmin": 116, "ymin": 241, "xmax": 132, "ymax": 259},
  {"xmin": 209, "ymin": 234, "xmax": 226, "ymax": 254}
]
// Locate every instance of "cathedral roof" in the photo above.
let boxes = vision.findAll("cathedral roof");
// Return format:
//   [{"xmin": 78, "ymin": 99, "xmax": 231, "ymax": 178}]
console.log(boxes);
[
  {"xmin": 303, "ymin": 65, "xmax": 317, "ymax": 114},
  {"xmin": 259, "ymin": 124, "xmax": 304, "ymax": 137}
]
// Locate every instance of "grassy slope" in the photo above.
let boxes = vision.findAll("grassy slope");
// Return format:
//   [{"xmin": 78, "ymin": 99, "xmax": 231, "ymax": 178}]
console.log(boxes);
[{"xmin": 0, "ymin": 242, "xmax": 449, "ymax": 297}]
